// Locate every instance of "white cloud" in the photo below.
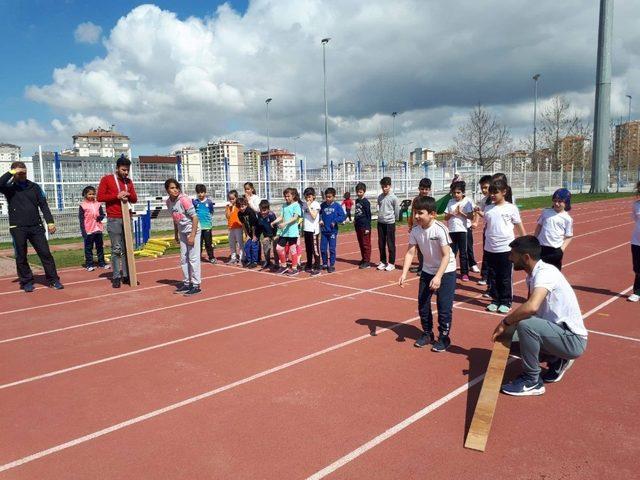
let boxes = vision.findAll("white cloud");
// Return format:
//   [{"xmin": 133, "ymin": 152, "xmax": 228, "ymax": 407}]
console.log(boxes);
[
  {"xmin": 74, "ymin": 21, "xmax": 103, "ymax": 44},
  {"xmin": 19, "ymin": 1, "xmax": 640, "ymax": 164},
  {"xmin": 0, "ymin": 119, "xmax": 48, "ymax": 142}
]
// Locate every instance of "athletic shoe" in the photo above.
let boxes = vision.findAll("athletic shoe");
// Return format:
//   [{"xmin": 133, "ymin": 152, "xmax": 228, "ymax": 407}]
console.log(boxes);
[
  {"xmin": 501, "ymin": 375, "xmax": 546, "ymax": 396},
  {"xmin": 86, "ymin": 266, "xmax": 95, "ymax": 272},
  {"xmin": 359, "ymin": 262, "xmax": 370, "ymax": 269},
  {"xmin": 22, "ymin": 283, "xmax": 35, "ymax": 293},
  {"xmin": 471, "ymin": 265, "xmax": 481, "ymax": 273},
  {"xmin": 542, "ymin": 359, "xmax": 574, "ymax": 383},
  {"xmin": 184, "ymin": 286, "xmax": 202, "ymax": 296},
  {"xmin": 431, "ymin": 336, "xmax": 451, "ymax": 353},
  {"xmin": 112, "ymin": 278, "xmax": 121, "ymax": 289},
  {"xmin": 628, "ymin": 293, "xmax": 640, "ymax": 302},
  {"xmin": 385, "ymin": 264, "xmax": 396, "ymax": 272},
  {"xmin": 311, "ymin": 269, "xmax": 321, "ymax": 276},
  {"xmin": 414, "ymin": 332, "xmax": 435, "ymax": 348},
  {"xmin": 327, "ymin": 266, "xmax": 336, "ymax": 273},
  {"xmin": 276, "ymin": 267, "xmax": 289, "ymax": 275},
  {"xmin": 247, "ymin": 263, "xmax": 257, "ymax": 269},
  {"xmin": 409, "ymin": 266, "xmax": 420, "ymax": 273},
  {"xmin": 175, "ymin": 283, "xmax": 191, "ymax": 294},
  {"xmin": 482, "ymin": 293, "xmax": 491, "ymax": 298},
  {"xmin": 49, "ymin": 281, "xmax": 64, "ymax": 290},
  {"xmin": 487, "ymin": 303, "xmax": 499, "ymax": 312},
  {"xmin": 285, "ymin": 269, "xmax": 299, "ymax": 277},
  {"xmin": 100, "ymin": 264, "xmax": 110, "ymax": 270},
  {"xmin": 477, "ymin": 279, "xmax": 487, "ymax": 286},
  {"xmin": 209, "ymin": 258, "xmax": 218, "ymax": 264},
  {"xmin": 122, "ymin": 276, "xmax": 130, "ymax": 285},
  {"xmin": 321, "ymin": 265, "xmax": 329, "ymax": 270},
  {"xmin": 461, "ymin": 274, "xmax": 470, "ymax": 282},
  {"xmin": 226, "ymin": 257, "xmax": 237, "ymax": 264},
  {"xmin": 497, "ymin": 305, "xmax": 511, "ymax": 314},
  {"xmin": 377, "ymin": 262, "xmax": 387, "ymax": 271}
]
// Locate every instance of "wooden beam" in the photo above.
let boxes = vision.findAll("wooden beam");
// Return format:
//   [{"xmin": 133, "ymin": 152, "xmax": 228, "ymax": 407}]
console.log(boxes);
[
  {"xmin": 121, "ymin": 201, "xmax": 138, "ymax": 287},
  {"xmin": 464, "ymin": 330, "xmax": 513, "ymax": 452}
]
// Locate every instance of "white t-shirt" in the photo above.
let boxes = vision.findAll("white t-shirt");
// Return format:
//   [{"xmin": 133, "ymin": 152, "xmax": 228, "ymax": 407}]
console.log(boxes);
[
  {"xmin": 483, "ymin": 202, "xmax": 522, "ymax": 253},
  {"xmin": 632, "ymin": 200, "xmax": 640, "ymax": 246},
  {"xmin": 247, "ymin": 195, "xmax": 261, "ymax": 212},
  {"xmin": 476, "ymin": 195, "xmax": 490, "ymax": 213},
  {"xmin": 445, "ymin": 197, "xmax": 474, "ymax": 233},
  {"xmin": 409, "ymin": 221, "xmax": 457, "ymax": 275},
  {"xmin": 536, "ymin": 209, "xmax": 573, "ymax": 249},
  {"xmin": 526, "ymin": 261, "xmax": 587, "ymax": 338},
  {"xmin": 302, "ymin": 200, "xmax": 321, "ymax": 234}
]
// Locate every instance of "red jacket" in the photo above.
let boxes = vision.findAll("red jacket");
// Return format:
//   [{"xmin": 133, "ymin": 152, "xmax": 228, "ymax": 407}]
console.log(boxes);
[{"xmin": 97, "ymin": 173, "xmax": 138, "ymax": 219}]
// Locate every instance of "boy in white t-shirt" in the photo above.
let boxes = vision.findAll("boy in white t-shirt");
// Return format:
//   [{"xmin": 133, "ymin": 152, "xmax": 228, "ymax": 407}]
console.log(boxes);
[
  {"xmin": 444, "ymin": 180, "xmax": 474, "ymax": 281},
  {"xmin": 534, "ymin": 188, "xmax": 573, "ymax": 271},
  {"xmin": 302, "ymin": 187, "xmax": 322, "ymax": 275},
  {"xmin": 400, "ymin": 196, "xmax": 457, "ymax": 353},
  {"xmin": 492, "ymin": 236, "xmax": 587, "ymax": 396}
]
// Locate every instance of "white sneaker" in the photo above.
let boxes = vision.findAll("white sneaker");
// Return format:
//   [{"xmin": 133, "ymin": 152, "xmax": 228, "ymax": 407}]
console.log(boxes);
[
  {"xmin": 477, "ymin": 279, "xmax": 487, "ymax": 286},
  {"xmin": 385, "ymin": 264, "xmax": 396, "ymax": 272},
  {"xmin": 377, "ymin": 262, "xmax": 387, "ymax": 271},
  {"xmin": 86, "ymin": 266, "xmax": 95, "ymax": 272},
  {"xmin": 628, "ymin": 294, "xmax": 640, "ymax": 302},
  {"xmin": 101, "ymin": 264, "xmax": 110, "ymax": 270},
  {"xmin": 471, "ymin": 265, "xmax": 480, "ymax": 273}
]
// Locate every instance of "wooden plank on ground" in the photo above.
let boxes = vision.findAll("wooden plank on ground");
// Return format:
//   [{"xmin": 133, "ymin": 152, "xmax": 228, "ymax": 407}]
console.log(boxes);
[
  {"xmin": 464, "ymin": 331, "xmax": 513, "ymax": 452},
  {"xmin": 121, "ymin": 201, "xmax": 138, "ymax": 287}
]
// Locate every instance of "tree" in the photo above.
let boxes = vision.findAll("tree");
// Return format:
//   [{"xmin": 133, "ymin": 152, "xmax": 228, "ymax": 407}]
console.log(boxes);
[
  {"xmin": 539, "ymin": 96, "xmax": 582, "ymax": 171},
  {"xmin": 355, "ymin": 130, "xmax": 396, "ymax": 167},
  {"xmin": 454, "ymin": 104, "xmax": 511, "ymax": 169}
]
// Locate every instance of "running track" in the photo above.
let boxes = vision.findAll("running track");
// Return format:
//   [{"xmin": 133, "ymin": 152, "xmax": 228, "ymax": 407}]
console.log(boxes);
[{"xmin": 0, "ymin": 197, "xmax": 638, "ymax": 479}]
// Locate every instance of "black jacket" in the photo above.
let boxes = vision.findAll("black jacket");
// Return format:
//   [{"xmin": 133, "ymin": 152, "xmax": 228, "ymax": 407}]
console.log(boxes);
[
  {"xmin": 0, "ymin": 171, "xmax": 54, "ymax": 228},
  {"xmin": 354, "ymin": 197, "xmax": 372, "ymax": 230},
  {"xmin": 238, "ymin": 207, "xmax": 259, "ymax": 238}
]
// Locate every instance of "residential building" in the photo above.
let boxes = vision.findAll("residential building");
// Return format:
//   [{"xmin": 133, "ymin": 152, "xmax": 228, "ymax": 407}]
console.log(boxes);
[
  {"xmin": 336, "ymin": 160, "xmax": 356, "ymax": 181},
  {"xmin": 557, "ymin": 136, "xmax": 589, "ymax": 170},
  {"xmin": 0, "ymin": 143, "xmax": 21, "ymax": 164},
  {"xmin": 502, "ymin": 150, "xmax": 531, "ymax": 171},
  {"xmin": 260, "ymin": 149, "xmax": 297, "ymax": 182},
  {"xmin": 410, "ymin": 147, "xmax": 435, "ymax": 166},
  {"xmin": 174, "ymin": 146, "xmax": 202, "ymax": 185},
  {"xmin": 243, "ymin": 149, "xmax": 261, "ymax": 181},
  {"xmin": 200, "ymin": 140, "xmax": 244, "ymax": 186},
  {"xmin": 72, "ymin": 127, "xmax": 132, "ymax": 159},
  {"xmin": 614, "ymin": 120, "xmax": 640, "ymax": 170},
  {"xmin": 433, "ymin": 150, "xmax": 456, "ymax": 168}
]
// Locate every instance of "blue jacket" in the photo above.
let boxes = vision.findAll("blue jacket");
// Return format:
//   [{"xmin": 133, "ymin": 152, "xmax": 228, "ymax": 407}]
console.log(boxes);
[
  {"xmin": 319, "ymin": 201, "xmax": 346, "ymax": 234},
  {"xmin": 256, "ymin": 212, "xmax": 277, "ymax": 238}
]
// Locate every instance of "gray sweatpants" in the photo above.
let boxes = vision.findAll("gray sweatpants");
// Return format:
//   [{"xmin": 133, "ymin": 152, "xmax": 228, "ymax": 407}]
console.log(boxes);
[
  {"xmin": 179, "ymin": 230, "xmax": 202, "ymax": 286},
  {"xmin": 106, "ymin": 218, "xmax": 128, "ymax": 280},
  {"xmin": 228, "ymin": 228, "xmax": 244, "ymax": 260},
  {"xmin": 512, "ymin": 316, "xmax": 587, "ymax": 381}
]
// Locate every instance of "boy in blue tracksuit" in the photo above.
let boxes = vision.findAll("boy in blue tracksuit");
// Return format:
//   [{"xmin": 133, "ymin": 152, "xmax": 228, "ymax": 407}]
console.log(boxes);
[
  {"xmin": 319, "ymin": 187, "xmax": 346, "ymax": 273},
  {"xmin": 193, "ymin": 184, "xmax": 216, "ymax": 263}
]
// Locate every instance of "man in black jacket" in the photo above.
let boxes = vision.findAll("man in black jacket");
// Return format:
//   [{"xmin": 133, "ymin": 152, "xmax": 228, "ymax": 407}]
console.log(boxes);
[{"xmin": 0, "ymin": 161, "xmax": 63, "ymax": 292}]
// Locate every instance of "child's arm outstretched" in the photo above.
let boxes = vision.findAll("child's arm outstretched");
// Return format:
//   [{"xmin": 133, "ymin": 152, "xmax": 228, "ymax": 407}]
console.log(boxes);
[{"xmin": 399, "ymin": 244, "xmax": 417, "ymax": 287}]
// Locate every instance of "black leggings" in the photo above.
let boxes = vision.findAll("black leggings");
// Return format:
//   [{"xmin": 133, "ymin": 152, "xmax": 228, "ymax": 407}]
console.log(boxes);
[
  {"xmin": 485, "ymin": 251, "xmax": 513, "ymax": 306},
  {"xmin": 449, "ymin": 231, "xmax": 468, "ymax": 275},
  {"xmin": 541, "ymin": 245, "xmax": 564, "ymax": 270},
  {"xmin": 377, "ymin": 223, "xmax": 396, "ymax": 264},
  {"xmin": 632, "ymin": 244, "xmax": 640, "ymax": 295},
  {"xmin": 304, "ymin": 231, "xmax": 321, "ymax": 269}
]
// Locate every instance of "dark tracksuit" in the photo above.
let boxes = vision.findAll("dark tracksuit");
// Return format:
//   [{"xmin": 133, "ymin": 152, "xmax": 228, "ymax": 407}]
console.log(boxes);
[
  {"xmin": 0, "ymin": 171, "xmax": 59, "ymax": 287},
  {"xmin": 238, "ymin": 207, "xmax": 259, "ymax": 264},
  {"xmin": 78, "ymin": 204, "xmax": 106, "ymax": 268},
  {"xmin": 256, "ymin": 212, "xmax": 278, "ymax": 267},
  {"xmin": 319, "ymin": 201, "xmax": 346, "ymax": 267},
  {"xmin": 354, "ymin": 197, "xmax": 372, "ymax": 264}
]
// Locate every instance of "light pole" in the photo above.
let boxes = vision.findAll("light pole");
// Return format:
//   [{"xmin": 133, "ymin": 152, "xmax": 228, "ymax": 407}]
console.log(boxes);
[
  {"xmin": 265, "ymin": 98, "xmax": 272, "ymax": 183},
  {"xmin": 321, "ymin": 37, "xmax": 331, "ymax": 174},
  {"xmin": 532, "ymin": 74, "xmax": 540, "ymax": 168},
  {"xmin": 626, "ymin": 94, "xmax": 632, "ymax": 179},
  {"xmin": 392, "ymin": 112, "xmax": 398, "ymax": 166}
]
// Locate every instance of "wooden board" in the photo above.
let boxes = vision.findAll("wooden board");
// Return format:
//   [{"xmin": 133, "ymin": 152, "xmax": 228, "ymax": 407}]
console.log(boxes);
[
  {"xmin": 121, "ymin": 201, "xmax": 138, "ymax": 287},
  {"xmin": 464, "ymin": 330, "xmax": 513, "ymax": 452}
]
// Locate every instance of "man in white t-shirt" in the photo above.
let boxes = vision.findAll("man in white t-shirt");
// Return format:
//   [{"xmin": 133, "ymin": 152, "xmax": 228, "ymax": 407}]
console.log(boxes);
[
  {"xmin": 400, "ymin": 196, "xmax": 457, "ymax": 353},
  {"xmin": 302, "ymin": 187, "xmax": 322, "ymax": 275},
  {"xmin": 492, "ymin": 235, "xmax": 588, "ymax": 396}
]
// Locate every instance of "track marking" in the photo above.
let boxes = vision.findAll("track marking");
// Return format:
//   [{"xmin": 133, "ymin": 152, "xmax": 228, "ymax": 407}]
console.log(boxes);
[{"xmin": 587, "ymin": 329, "xmax": 640, "ymax": 343}]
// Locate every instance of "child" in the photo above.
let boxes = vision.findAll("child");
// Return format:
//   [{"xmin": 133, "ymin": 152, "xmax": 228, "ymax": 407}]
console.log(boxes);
[
  {"xmin": 630, "ymin": 181, "xmax": 640, "ymax": 302},
  {"xmin": 490, "ymin": 172, "xmax": 514, "ymax": 204},
  {"xmin": 408, "ymin": 178, "xmax": 432, "ymax": 274},
  {"xmin": 165, "ymin": 178, "xmax": 201, "ymax": 296},
  {"xmin": 302, "ymin": 187, "xmax": 322, "ymax": 275},
  {"xmin": 237, "ymin": 197, "xmax": 259, "ymax": 268},
  {"xmin": 319, "ymin": 187, "xmax": 346, "ymax": 273},
  {"xmin": 474, "ymin": 175, "xmax": 493, "ymax": 287},
  {"xmin": 78, "ymin": 185, "xmax": 107, "ymax": 271},
  {"xmin": 534, "ymin": 188, "xmax": 573, "ymax": 271},
  {"xmin": 342, "ymin": 192, "xmax": 354, "ymax": 223},
  {"xmin": 399, "ymin": 195, "xmax": 457, "ymax": 352},
  {"xmin": 444, "ymin": 180, "xmax": 474, "ymax": 281},
  {"xmin": 354, "ymin": 182, "xmax": 372, "ymax": 269},
  {"xmin": 256, "ymin": 199, "xmax": 279, "ymax": 271},
  {"xmin": 271, "ymin": 188, "xmax": 302, "ymax": 276},
  {"xmin": 225, "ymin": 190, "xmax": 243, "ymax": 264},
  {"xmin": 193, "ymin": 184, "xmax": 216, "ymax": 264},
  {"xmin": 377, "ymin": 176, "xmax": 400, "ymax": 271},
  {"xmin": 243, "ymin": 182, "xmax": 262, "ymax": 212},
  {"xmin": 483, "ymin": 179, "xmax": 526, "ymax": 313}
]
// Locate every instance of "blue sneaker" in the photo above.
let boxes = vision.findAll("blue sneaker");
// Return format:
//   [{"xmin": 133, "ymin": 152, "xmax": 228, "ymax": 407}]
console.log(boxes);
[
  {"xmin": 501, "ymin": 375, "xmax": 545, "ymax": 396},
  {"xmin": 542, "ymin": 359, "xmax": 574, "ymax": 383},
  {"xmin": 49, "ymin": 281, "xmax": 64, "ymax": 290},
  {"xmin": 22, "ymin": 283, "xmax": 35, "ymax": 293}
]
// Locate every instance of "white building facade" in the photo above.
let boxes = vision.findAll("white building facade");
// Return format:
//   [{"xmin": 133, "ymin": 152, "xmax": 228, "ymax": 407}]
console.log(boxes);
[{"xmin": 72, "ymin": 127, "xmax": 132, "ymax": 159}]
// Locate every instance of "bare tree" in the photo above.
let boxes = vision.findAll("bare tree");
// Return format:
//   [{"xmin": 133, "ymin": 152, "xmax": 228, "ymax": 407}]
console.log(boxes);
[
  {"xmin": 355, "ymin": 130, "xmax": 396, "ymax": 167},
  {"xmin": 539, "ymin": 96, "xmax": 582, "ymax": 171},
  {"xmin": 454, "ymin": 104, "xmax": 511, "ymax": 169}
]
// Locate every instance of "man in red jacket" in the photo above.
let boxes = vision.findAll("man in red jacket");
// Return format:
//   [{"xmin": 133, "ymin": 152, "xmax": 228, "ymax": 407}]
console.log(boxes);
[{"xmin": 97, "ymin": 156, "xmax": 138, "ymax": 288}]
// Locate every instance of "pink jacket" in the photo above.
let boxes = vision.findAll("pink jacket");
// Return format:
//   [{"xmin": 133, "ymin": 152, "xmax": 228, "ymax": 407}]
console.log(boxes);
[{"xmin": 78, "ymin": 200, "xmax": 105, "ymax": 236}]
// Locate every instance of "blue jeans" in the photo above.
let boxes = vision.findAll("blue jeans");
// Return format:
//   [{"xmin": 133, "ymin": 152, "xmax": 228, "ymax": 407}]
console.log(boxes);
[
  {"xmin": 320, "ymin": 231, "xmax": 337, "ymax": 266},
  {"xmin": 243, "ymin": 238, "xmax": 259, "ymax": 263},
  {"xmin": 84, "ymin": 232, "xmax": 105, "ymax": 268},
  {"xmin": 418, "ymin": 270, "xmax": 456, "ymax": 337}
]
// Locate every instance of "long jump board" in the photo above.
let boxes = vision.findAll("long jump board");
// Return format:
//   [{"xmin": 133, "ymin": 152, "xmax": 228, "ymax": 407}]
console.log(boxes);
[
  {"xmin": 121, "ymin": 200, "xmax": 138, "ymax": 287},
  {"xmin": 464, "ymin": 331, "xmax": 513, "ymax": 452}
]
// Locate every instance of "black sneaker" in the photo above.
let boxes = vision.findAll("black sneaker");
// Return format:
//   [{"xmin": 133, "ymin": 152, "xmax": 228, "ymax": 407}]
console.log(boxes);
[
  {"xmin": 431, "ymin": 336, "xmax": 451, "ymax": 352},
  {"xmin": 184, "ymin": 286, "xmax": 201, "ymax": 296},
  {"xmin": 310, "ymin": 269, "xmax": 321, "ymax": 276},
  {"xmin": 501, "ymin": 374, "xmax": 546, "ymax": 396},
  {"xmin": 112, "ymin": 278, "xmax": 121, "ymax": 289},
  {"xmin": 22, "ymin": 283, "xmax": 35, "ymax": 293},
  {"xmin": 321, "ymin": 265, "xmax": 328, "ymax": 270},
  {"xmin": 414, "ymin": 332, "xmax": 435, "ymax": 348},
  {"xmin": 49, "ymin": 281, "xmax": 64, "ymax": 290},
  {"xmin": 542, "ymin": 359, "xmax": 574, "ymax": 383},
  {"xmin": 122, "ymin": 276, "xmax": 130, "ymax": 285},
  {"xmin": 359, "ymin": 262, "xmax": 370, "ymax": 269},
  {"xmin": 327, "ymin": 266, "xmax": 335, "ymax": 273},
  {"xmin": 247, "ymin": 262, "xmax": 257, "ymax": 269},
  {"xmin": 209, "ymin": 258, "xmax": 218, "ymax": 264},
  {"xmin": 174, "ymin": 283, "xmax": 191, "ymax": 294},
  {"xmin": 304, "ymin": 263, "xmax": 313, "ymax": 272},
  {"xmin": 409, "ymin": 266, "xmax": 420, "ymax": 273},
  {"xmin": 285, "ymin": 269, "xmax": 299, "ymax": 277}
]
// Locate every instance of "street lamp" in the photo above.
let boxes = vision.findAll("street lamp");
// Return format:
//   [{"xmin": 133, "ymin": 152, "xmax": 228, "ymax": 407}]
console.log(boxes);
[
  {"xmin": 532, "ymin": 74, "xmax": 541, "ymax": 167},
  {"xmin": 626, "ymin": 94, "xmax": 632, "ymax": 179},
  {"xmin": 392, "ymin": 112, "xmax": 398, "ymax": 165},
  {"xmin": 626, "ymin": 94, "xmax": 632, "ymax": 123},
  {"xmin": 265, "ymin": 98, "xmax": 272, "ymax": 182},
  {"xmin": 321, "ymin": 37, "xmax": 331, "ymax": 174}
]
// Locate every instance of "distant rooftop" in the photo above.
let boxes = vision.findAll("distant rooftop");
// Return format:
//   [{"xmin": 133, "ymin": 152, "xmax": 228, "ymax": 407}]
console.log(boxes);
[
  {"xmin": 0, "ymin": 143, "xmax": 20, "ymax": 149},
  {"xmin": 73, "ymin": 127, "xmax": 129, "ymax": 139}
]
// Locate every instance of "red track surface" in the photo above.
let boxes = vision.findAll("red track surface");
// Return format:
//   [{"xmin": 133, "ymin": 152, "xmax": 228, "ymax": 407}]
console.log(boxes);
[{"xmin": 0, "ymin": 197, "xmax": 638, "ymax": 479}]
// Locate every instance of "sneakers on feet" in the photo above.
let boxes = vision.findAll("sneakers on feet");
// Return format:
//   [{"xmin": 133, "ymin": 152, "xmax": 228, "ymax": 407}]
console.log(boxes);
[
  {"xmin": 112, "ymin": 278, "xmax": 121, "ymax": 289},
  {"xmin": 414, "ymin": 332, "xmax": 435, "ymax": 348},
  {"xmin": 247, "ymin": 262, "xmax": 257, "ymax": 269},
  {"xmin": 542, "ymin": 359, "xmax": 574, "ymax": 383},
  {"xmin": 359, "ymin": 262, "xmax": 371, "ymax": 270},
  {"xmin": 482, "ymin": 293, "xmax": 492, "ymax": 298},
  {"xmin": 409, "ymin": 266, "xmax": 419, "ymax": 273},
  {"xmin": 327, "ymin": 266, "xmax": 336, "ymax": 273},
  {"xmin": 321, "ymin": 265, "xmax": 328, "ymax": 271},
  {"xmin": 471, "ymin": 265, "xmax": 481, "ymax": 273},
  {"xmin": 101, "ymin": 264, "xmax": 111, "ymax": 270},
  {"xmin": 497, "ymin": 305, "xmax": 511, "ymax": 314},
  {"xmin": 209, "ymin": 258, "xmax": 218, "ymax": 264},
  {"xmin": 175, "ymin": 283, "xmax": 191, "ymax": 294},
  {"xmin": 376, "ymin": 262, "xmax": 387, "ymax": 271},
  {"xmin": 431, "ymin": 336, "xmax": 451, "ymax": 352},
  {"xmin": 86, "ymin": 266, "xmax": 95, "ymax": 272},
  {"xmin": 487, "ymin": 303, "xmax": 499, "ymax": 312},
  {"xmin": 311, "ymin": 269, "xmax": 321, "ymax": 276},
  {"xmin": 477, "ymin": 279, "xmax": 487, "ymax": 286},
  {"xmin": 22, "ymin": 283, "xmax": 35, "ymax": 293},
  {"xmin": 385, "ymin": 264, "xmax": 396, "ymax": 272},
  {"xmin": 49, "ymin": 281, "xmax": 64, "ymax": 290},
  {"xmin": 276, "ymin": 267, "xmax": 289, "ymax": 275},
  {"xmin": 184, "ymin": 286, "xmax": 202, "ymax": 296},
  {"xmin": 628, "ymin": 293, "xmax": 640, "ymax": 302},
  {"xmin": 285, "ymin": 269, "xmax": 299, "ymax": 277},
  {"xmin": 461, "ymin": 274, "xmax": 470, "ymax": 282},
  {"xmin": 501, "ymin": 375, "xmax": 546, "ymax": 396}
]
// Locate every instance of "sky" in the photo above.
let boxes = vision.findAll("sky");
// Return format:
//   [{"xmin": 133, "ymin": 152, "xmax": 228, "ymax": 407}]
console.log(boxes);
[{"xmin": 0, "ymin": 0, "xmax": 638, "ymax": 166}]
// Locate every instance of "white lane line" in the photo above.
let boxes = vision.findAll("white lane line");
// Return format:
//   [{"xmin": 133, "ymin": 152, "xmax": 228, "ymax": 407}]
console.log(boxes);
[
  {"xmin": 0, "ymin": 313, "xmax": 422, "ymax": 473},
  {"xmin": 587, "ymin": 329, "xmax": 640, "ymax": 343},
  {"xmin": 305, "ymin": 284, "xmax": 634, "ymax": 479}
]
